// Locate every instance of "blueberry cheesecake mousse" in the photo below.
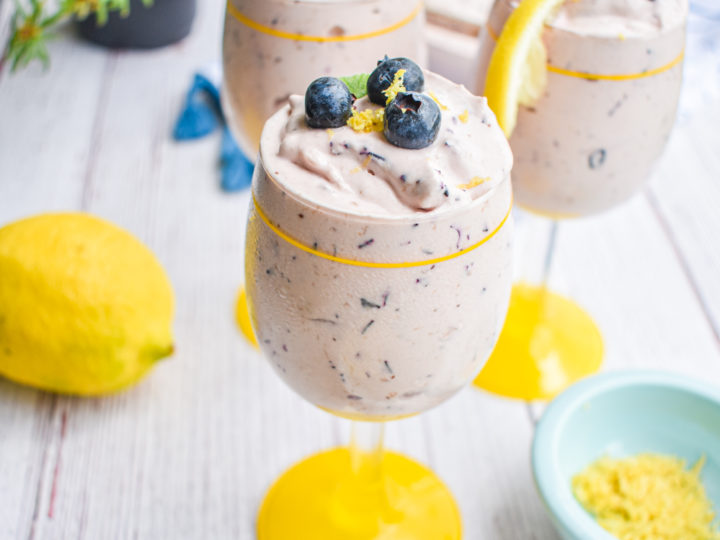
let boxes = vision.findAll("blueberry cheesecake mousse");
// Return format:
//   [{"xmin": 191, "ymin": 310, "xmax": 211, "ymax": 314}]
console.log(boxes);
[
  {"xmin": 245, "ymin": 57, "xmax": 514, "ymax": 419},
  {"xmin": 476, "ymin": 0, "xmax": 687, "ymax": 216},
  {"xmin": 222, "ymin": 0, "xmax": 426, "ymax": 155}
]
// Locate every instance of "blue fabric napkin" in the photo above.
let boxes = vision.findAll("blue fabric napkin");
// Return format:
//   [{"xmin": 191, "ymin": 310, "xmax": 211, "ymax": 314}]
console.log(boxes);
[{"xmin": 173, "ymin": 73, "xmax": 253, "ymax": 192}]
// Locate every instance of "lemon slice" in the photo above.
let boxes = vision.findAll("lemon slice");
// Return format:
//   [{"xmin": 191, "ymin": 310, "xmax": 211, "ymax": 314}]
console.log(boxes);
[
  {"xmin": 484, "ymin": 0, "xmax": 564, "ymax": 137},
  {"xmin": 236, "ymin": 286, "xmax": 258, "ymax": 348}
]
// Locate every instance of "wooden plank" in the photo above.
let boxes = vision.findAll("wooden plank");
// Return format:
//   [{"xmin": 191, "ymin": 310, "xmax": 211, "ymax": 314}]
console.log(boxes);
[
  {"xmin": 526, "ymin": 192, "xmax": 720, "ymax": 421},
  {"xmin": 0, "ymin": 24, "xmax": 109, "ymax": 540},
  {"xmin": 424, "ymin": 391, "xmax": 558, "ymax": 539},
  {"xmin": 647, "ymin": 99, "xmax": 720, "ymax": 340},
  {"xmin": 554, "ymin": 195, "xmax": 720, "ymax": 377},
  {"xmin": 0, "ymin": 27, "xmax": 109, "ymax": 220}
]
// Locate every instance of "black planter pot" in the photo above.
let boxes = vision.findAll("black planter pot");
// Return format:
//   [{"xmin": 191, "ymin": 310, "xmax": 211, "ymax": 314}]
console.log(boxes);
[{"xmin": 77, "ymin": 0, "xmax": 197, "ymax": 49}]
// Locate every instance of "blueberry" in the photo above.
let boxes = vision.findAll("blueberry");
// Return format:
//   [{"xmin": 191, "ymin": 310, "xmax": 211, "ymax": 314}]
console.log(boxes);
[
  {"xmin": 367, "ymin": 57, "xmax": 424, "ymax": 106},
  {"xmin": 384, "ymin": 92, "xmax": 441, "ymax": 149},
  {"xmin": 304, "ymin": 77, "xmax": 354, "ymax": 128}
]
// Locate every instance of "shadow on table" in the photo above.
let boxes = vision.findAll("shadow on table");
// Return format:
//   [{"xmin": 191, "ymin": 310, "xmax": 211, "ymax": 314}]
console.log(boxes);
[{"xmin": 0, "ymin": 377, "xmax": 47, "ymax": 409}]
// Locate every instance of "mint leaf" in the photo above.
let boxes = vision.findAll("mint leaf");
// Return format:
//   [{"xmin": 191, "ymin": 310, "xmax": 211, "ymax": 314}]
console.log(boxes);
[{"xmin": 340, "ymin": 73, "xmax": 370, "ymax": 99}]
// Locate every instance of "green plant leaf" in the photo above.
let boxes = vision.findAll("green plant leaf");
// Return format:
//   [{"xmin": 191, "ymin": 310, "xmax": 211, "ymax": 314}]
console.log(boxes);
[
  {"xmin": 340, "ymin": 73, "xmax": 370, "ymax": 99},
  {"xmin": 6, "ymin": 0, "xmax": 52, "ymax": 72},
  {"xmin": 6, "ymin": 0, "xmax": 156, "ymax": 73}
]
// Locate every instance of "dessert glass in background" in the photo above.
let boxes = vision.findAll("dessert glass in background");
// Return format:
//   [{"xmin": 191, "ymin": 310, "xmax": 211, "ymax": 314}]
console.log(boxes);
[
  {"xmin": 473, "ymin": 0, "xmax": 687, "ymax": 400},
  {"xmin": 245, "ymin": 72, "xmax": 513, "ymax": 538},
  {"xmin": 222, "ymin": 0, "xmax": 427, "ymax": 157}
]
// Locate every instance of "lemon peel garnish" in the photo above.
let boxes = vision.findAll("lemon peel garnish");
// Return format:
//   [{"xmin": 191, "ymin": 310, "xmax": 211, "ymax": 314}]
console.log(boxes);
[
  {"xmin": 484, "ymin": 0, "xmax": 564, "ymax": 136},
  {"xmin": 458, "ymin": 110, "xmax": 469, "ymax": 123},
  {"xmin": 383, "ymin": 69, "xmax": 407, "ymax": 104},
  {"xmin": 457, "ymin": 176, "xmax": 490, "ymax": 190},
  {"xmin": 347, "ymin": 68, "xmax": 407, "ymax": 133},
  {"xmin": 428, "ymin": 91, "xmax": 448, "ymax": 110},
  {"xmin": 326, "ymin": 129, "xmax": 335, "ymax": 140},
  {"xmin": 347, "ymin": 108, "xmax": 384, "ymax": 132}
]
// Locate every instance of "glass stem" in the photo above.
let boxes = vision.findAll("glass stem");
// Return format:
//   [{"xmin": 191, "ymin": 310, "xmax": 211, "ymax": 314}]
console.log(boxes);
[
  {"xmin": 329, "ymin": 421, "xmax": 391, "ymax": 530},
  {"xmin": 350, "ymin": 421, "xmax": 385, "ymax": 485},
  {"xmin": 516, "ymin": 210, "xmax": 559, "ymax": 287},
  {"xmin": 540, "ymin": 219, "xmax": 559, "ymax": 287}
]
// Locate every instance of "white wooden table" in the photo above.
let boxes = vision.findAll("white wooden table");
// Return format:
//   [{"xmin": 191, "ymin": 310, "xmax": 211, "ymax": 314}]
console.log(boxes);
[{"xmin": 1, "ymin": 2, "xmax": 719, "ymax": 538}]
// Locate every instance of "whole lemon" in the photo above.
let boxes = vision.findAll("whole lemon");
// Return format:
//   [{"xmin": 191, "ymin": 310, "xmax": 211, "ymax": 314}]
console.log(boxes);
[{"xmin": 0, "ymin": 213, "xmax": 174, "ymax": 395}]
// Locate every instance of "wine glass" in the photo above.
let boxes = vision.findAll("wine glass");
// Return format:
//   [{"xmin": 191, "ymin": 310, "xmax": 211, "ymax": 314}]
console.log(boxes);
[
  {"xmin": 473, "ymin": 0, "xmax": 687, "ymax": 399},
  {"xmin": 244, "ymin": 104, "xmax": 514, "ymax": 538},
  {"xmin": 222, "ymin": 0, "xmax": 427, "ymax": 157}
]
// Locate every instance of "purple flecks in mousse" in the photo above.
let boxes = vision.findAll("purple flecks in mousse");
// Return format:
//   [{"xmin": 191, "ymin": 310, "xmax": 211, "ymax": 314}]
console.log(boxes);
[
  {"xmin": 450, "ymin": 225, "xmax": 462, "ymax": 249},
  {"xmin": 361, "ymin": 320, "xmax": 375, "ymax": 334},
  {"xmin": 309, "ymin": 318, "xmax": 337, "ymax": 325},
  {"xmin": 361, "ymin": 298, "xmax": 382, "ymax": 309}
]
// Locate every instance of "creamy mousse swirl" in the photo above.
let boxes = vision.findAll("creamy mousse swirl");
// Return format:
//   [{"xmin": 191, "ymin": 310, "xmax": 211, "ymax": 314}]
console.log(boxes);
[{"xmin": 262, "ymin": 71, "xmax": 513, "ymax": 217}]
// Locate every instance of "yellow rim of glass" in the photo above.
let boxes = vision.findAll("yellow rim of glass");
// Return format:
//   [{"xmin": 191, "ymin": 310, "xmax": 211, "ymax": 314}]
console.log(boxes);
[
  {"xmin": 227, "ymin": 1, "xmax": 423, "ymax": 43},
  {"xmin": 252, "ymin": 194, "xmax": 512, "ymax": 269},
  {"xmin": 485, "ymin": 23, "xmax": 684, "ymax": 81}
]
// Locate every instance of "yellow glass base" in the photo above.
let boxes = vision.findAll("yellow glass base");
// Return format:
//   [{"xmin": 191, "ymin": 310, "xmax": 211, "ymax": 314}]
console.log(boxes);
[
  {"xmin": 474, "ymin": 282, "xmax": 603, "ymax": 400},
  {"xmin": 236, "ymin": 286, "xmax": 258, "ymax": 348},
  {"xmin": 257, "ymin": 447, "xmax": 462, "ymax": 540}
]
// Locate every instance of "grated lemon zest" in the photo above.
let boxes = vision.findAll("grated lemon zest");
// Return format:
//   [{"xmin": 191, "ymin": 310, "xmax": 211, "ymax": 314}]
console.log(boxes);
[
  {"xmin": 573, "ymin": 453, "xmax": 720, "ymax": 540},
  {"xmin": 347, "ymin": 108, "xmax": 384, "ymax": 133},
  {"xmin": 457, "ymin": 176, "xmax": 490, "ymax": 190},
  {"xmin": 383, "ymin": 69, "xmax": 407, "ymax": 104},
  {"xmin": 326, "ymin": 129, "xmax": 334, "ymax": 140},
  {"xmin": 458, "ymin": 110, "xmax": 469, "ymax": 123},
  {"xmin": 428, "ymin": 91, "xmax": 448, "ymax": 110}
]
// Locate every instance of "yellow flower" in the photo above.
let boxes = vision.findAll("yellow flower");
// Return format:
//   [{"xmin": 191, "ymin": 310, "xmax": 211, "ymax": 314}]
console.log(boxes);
[
  {"xmin": 68, "ymin": 0, "xmax": 101, "ymax": 18},
  {"xmin": 17, "ymin": 21, "xmax": 42, "ymax": 42}
]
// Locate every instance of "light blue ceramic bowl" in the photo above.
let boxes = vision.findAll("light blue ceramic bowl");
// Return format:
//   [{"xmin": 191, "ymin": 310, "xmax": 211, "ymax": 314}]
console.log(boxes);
[{"xmin": 532, "ymin": 370, "xmax": 720, "ymax": 540}]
